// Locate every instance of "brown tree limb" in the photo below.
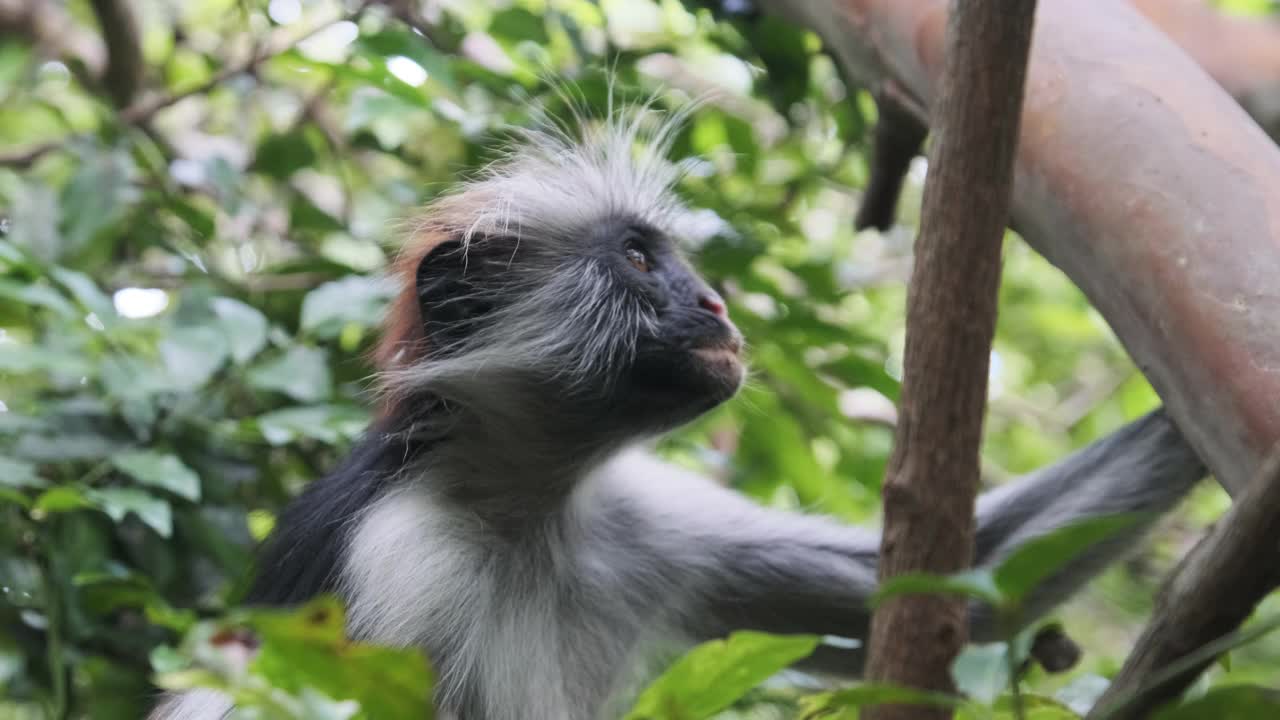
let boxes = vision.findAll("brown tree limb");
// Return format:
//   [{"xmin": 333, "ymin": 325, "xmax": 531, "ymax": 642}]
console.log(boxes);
[
  {"xmin": 1131, "ymin": 0, "xmax": 1280, "ymax": 139},
  {"xmin": 862, "ymin": 2, "xmax": 1036, "ymax": 718},
  {"xmin": 855, "ymin": 0, "xmax": 1280, "ymax": 234},
  {"xmin": 757, "ymin": 0, "xmax": 1280, "ymax": 497},
  {"xmin": 1086, "ymin": 445, "xmax": 1280, "ymax": 719},
  {"xmin": 88, "ymin": 0, "xmax": 143, "ymax": 108}
]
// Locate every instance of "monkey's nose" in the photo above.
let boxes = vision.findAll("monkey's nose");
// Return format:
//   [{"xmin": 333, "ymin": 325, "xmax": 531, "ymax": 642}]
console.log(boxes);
[{"xmin": 698, "ymin": 292, "xmax": 728, "ymax": 319}]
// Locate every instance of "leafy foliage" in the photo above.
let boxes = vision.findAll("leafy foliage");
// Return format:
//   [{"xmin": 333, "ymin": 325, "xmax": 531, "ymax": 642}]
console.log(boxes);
[{"xmin": 0, "ymin": 0, "xmax": 1273, "ymax": 718}]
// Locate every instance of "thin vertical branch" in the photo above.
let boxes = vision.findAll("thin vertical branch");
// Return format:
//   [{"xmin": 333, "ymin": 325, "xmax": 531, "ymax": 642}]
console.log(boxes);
[{"xmin": 863, "ymin": 2, "xmax": 1038, "ymax": 719}]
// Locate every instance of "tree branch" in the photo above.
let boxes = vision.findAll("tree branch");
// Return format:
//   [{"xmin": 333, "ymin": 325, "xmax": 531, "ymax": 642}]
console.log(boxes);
[
  {"xmin": 88, "ymin": 0, "xmax": 144, "ymax": 108},
  {"xmin": 119, "ymin": 5, "xmax": 366, "ymax": 126},
  {"xmin": 1131, "ymin": 0, "xmax": 1280, "ymax": 139},
  {"xmin": 863, "ymin": 2, "xmax": 1037, "ymax": 718},
  {"xmin": 756, "ymin": 0, "xmax": 1280, "ymax": 498},
  {"xmin": 1086, "ymin": 445, "xmax": 1280, "ymax": 719}
]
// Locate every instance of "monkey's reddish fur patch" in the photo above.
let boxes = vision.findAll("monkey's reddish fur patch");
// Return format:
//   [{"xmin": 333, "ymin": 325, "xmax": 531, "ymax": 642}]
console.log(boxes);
[{"xmin": 374, "ymin": 228, "xmax": 450, "ymax": 373}]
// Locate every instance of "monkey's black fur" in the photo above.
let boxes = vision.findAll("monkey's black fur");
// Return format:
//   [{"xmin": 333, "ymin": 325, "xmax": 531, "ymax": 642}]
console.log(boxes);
[{"xmin": 246, "ymin": 426, "xmax": 414, "ymax": 605}]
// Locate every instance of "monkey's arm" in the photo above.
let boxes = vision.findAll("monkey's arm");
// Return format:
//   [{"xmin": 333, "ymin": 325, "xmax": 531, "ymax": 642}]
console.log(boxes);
[{"xmin": 611, "ymin": 409, "xmax": 1204, "ymax": 676}]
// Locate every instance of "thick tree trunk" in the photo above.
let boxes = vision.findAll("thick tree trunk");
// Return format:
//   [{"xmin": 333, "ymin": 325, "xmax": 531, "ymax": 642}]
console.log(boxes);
[
  {"xmin": 863, "ymin": 3, "xmax": 1036, "ymax": 718},
  {"xmin": 759, "ymin": 0, "xmax": 1280, "ymax": 497}
]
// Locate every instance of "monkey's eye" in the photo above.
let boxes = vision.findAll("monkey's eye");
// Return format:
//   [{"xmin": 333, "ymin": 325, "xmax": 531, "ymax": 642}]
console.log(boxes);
[{"xmin": 624, "ymin": 244, "xmax": 652, "ymax": 273}]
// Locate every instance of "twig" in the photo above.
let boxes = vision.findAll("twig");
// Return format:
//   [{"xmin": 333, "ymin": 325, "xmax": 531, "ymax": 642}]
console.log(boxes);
[
  {"xmin": 0, "ymin": 2, "xmax": 371, "ymax": 168},
  {"xmin": 119, "ymin": 5, "xmax": 365, "ymax": 126}
]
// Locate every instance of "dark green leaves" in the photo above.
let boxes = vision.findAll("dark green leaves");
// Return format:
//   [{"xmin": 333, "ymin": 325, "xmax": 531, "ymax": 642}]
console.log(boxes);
[
  {"xmin": 111, "ymin": 451, "xmax": 201, "ymax": 502},
  {"xmin": 211, "ymin": 297, "xmax": 269, "ymax": 364},
  {"xmin": 300, "ymin": 276, "xmax": 396, "ymax": 339},
  {"xmin": 247, "ymin": 346, "xmax": 333, "ymax": 403},
  {"xmin": 992, "ymin": 514, "xmax": 1141, "ymax": 604},
  {"xmin": 157, "ymin": 598, "xmax": 435, "ymax": 720},
  {"xmin": 1152, "ymin": 686, "xmax": 1280, "ymax": 719},
  {"xmin": 252, "ymin": 132, "xmax": 320, "ymax": 180},
  {"xmin": 874, "ymin": 514, "xmax": 1142, "ymax": 612},
  {"xmin": 801, "ymin": 684, "xmax": 959, "ymax": 719}
]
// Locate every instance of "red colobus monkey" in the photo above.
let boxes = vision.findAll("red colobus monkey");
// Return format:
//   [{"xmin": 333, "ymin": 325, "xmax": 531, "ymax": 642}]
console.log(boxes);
[{"xmin": 153, "ymin": 110, "xmax": 1204, "ymax": 720}]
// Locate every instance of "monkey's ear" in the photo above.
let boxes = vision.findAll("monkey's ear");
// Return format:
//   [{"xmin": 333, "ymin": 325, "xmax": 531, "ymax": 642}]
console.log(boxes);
[{"xmin": 415, "ymin": 239, "xmax": 495, "ymax": 347}]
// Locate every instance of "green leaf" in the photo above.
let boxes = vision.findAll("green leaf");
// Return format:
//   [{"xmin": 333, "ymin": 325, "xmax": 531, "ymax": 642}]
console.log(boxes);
[
  {"xmin": 1054, "ymin": 675, "xmax": 1110, "ymax": 716},
  {"xmin": 163, "ymin": 599, "xmax": 436, "ymax": 719},
  {"xmin": 86, "ymin": 487, "xmax": 173, "ymax": 537},
  {"xmin": 33, "ymin": 486, "xmax": 94, "ymax": 513},
  {"xmin": 0, "ymin": 455, "xmax": 45, "ymax": 489},
  {"xmin": 0, "ymin": 487, "xmax": 31, "ymax": 508},
  {"xmin": 58, "ymin": 145, "xmax": 138, "ymax": 255},
  {"xmin": 50, "ymin": 267, "xmax": 116, "ymax": 321},
  {"xmin": 211, "ymin": 297, "xmax": 269, "ymax": 364},
  {"xmin": 0, "ymin": 279, "xmax": 76, "ymax": 316},
  {"xmin": 801, "ymin": 684, "xmax": 959, "ymax": 719},
  {"xmin": 247, "ymin": 346, "xmax": 332, "ymax": 403},
  {"xmin": 993, "ymin": 694, "xmax": 1083, "ymax": 719},
  {"xmin": 15, "ymin": 432, "xmax": 120, "ymax": 461},
  {"xmin": 872, "ymin": 569, "xmax": 1003, "ymax": 608},
  {"xmin": 992, "ymin": 514, "xmax": 1141, "ymax": 605},
  {"xmin": 489, "ymin": 8, "xmax": 550, "ymax": 44},
  {"xmin": 817, "ymin": 353, "xmax": 901, "ymax": 402},
  {"xmin": 169, "ymin": 198, "xmax": 216, "ymax": 239},
  {"xmin": 73, "ymin": 570, "xmax": 159, "ymax": 614},
  {"xmin": 625, "ymin": 631, "xmax": 820, "ymax": 720},
  {"xmin": 111, "ymin": 450, "xmax": 201, "ymax": 501},
  {"xmin": 741, "ymin": 20, "xmax": 811, "ymax": 113},
  {"xmin": 252, "ymin": 404, "xmax": 368, "ymax": 446},
  {"xmin": 0, "ymin": 344, "xmax": 95, "ymax": 377},
  {"xmin": 300, "ymin": 276, "xmax": 396, "ymax": 339},
  {"xmin": 252, "ymin": 131, "xmax": 318, "ymax": 180},
  {"xmin": 290, "ymin": 193, "xmax": 346, "ymax": 234},
  {"xmin": 160, "ymin": 326, "xmax": 230, "ymax": 390},
  {"xmin": 951, "ymin": 643, "xmax": 1010, "ymax": 705},
  {"xmin": 1153, "ymin": 685, "xmax": 1280, "ymax": 719},
  {"xmin": 253, "ymin": 598, "xmax": 435, "ymax": 719}
]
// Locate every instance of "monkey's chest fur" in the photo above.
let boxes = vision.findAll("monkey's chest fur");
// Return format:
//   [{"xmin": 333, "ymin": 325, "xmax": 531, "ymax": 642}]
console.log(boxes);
[{"xmin": 339, "ymin": 478, "xmax": 691, "ymax": 720}]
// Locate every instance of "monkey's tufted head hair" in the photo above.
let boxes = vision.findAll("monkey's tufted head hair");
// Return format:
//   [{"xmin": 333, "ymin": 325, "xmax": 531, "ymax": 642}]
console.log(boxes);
[{"xmin": 376, "ymin": 107, "xmax": 744, "ymax": 439}]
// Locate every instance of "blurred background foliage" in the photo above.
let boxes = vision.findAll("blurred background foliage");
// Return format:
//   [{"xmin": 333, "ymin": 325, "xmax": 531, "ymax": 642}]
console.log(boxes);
[{"xmin": 0, "ymin": 0, "xmax": 1274, "ymax": 718}]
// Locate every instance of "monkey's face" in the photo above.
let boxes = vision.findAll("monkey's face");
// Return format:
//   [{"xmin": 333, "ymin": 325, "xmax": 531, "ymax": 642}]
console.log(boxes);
[
  {"xmin": 591, "ymin": 218, "xmax": 746, "ymax": 431},
  {"xmin": 408, "ymin": 215, "xmax": 744, "ymax": 439}
]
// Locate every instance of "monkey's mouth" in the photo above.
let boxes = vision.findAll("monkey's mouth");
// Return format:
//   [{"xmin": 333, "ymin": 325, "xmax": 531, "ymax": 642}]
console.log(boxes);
[
  {"xmin": 689, "ymin": 338, "xmax": 745, "ymax": 386},
  {"xmin": 627, "ymin": 333, "xmax": 745, "ymax": 411},
  {"xmin": 690, "ymin": 333, "xmax": 743, "ymax": 360}
]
